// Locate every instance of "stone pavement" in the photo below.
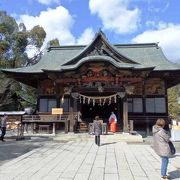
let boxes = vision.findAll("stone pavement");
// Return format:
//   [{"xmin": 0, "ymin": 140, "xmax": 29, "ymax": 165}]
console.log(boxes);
[{"xmin": 0, "ymin": 134, "xmax": 180, "ymax": 180}]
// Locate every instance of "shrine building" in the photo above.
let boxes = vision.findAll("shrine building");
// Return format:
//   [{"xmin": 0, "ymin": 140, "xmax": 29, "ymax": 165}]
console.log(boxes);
[{"xmin": 2, "ymin": 31, "xmax": 180, "ymax": 134}]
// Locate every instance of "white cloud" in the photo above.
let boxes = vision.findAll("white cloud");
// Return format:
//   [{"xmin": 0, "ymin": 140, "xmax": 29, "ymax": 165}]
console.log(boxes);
[
  {"xmin": 76, "ymin": 28, "xmax": 95, "ymax": 45},
  {"xmin": 132, "ymin": 23, "xmax": 180, "ymax": 63},
  {"xmin": 89, "ymin": 0, "xmax": 141, "ymax": 34},
  {"xmin": 37, "ymin": 0, "xmax": 60, "ymax": 5},
  {"xmin": 18, "ymin": 6, "xmax": 75, "ymax": 50},
  {"xmin": 18, "ymin": 6, "xmax": 97, "ymax": 57}
]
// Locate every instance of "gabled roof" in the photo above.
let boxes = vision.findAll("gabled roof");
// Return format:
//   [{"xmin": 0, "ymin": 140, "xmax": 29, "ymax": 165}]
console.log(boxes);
[
  {"xmin": 62, "ymin": 31, "xmax": 138, "ymax": 66},
  {"xmin": 2, "ymin": 31, "xmax": 180, "ymax": 74}
]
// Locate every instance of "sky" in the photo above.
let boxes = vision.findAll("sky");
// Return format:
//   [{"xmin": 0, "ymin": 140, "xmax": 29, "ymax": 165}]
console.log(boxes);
[{"xmin": 0, "ymin": 0, "xmax": 180, "ymax": 63}]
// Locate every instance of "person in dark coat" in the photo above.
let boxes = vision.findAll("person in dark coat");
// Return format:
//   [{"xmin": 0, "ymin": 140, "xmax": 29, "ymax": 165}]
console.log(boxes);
[
  {"xmin": 1, "ymin": 113, "xmax": 8, "ymax": 142},
  {"xmin": 152, "ymin": 118, "xmax": 171, "ymax": 179},
  {"xmin": 93, "ymin": 116, "xmax": 102, "ymax": 146}
]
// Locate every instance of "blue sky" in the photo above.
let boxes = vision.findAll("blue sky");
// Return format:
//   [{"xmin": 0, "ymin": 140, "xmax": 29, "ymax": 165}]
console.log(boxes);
[{"xmin": 0, "ymin": 0, "xmax": 180, "ymax": 63}]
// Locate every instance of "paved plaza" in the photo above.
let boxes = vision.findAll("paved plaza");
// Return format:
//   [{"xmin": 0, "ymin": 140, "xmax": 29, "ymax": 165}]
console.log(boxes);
[{"xmin": 0, "ymin": 134, "xmax": 180, "ymax": 180}]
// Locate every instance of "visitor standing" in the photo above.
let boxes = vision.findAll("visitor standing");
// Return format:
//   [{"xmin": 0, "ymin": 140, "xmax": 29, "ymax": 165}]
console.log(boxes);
[
  {"xmin": 1, "ymin": 113, "xmax": 8, "ymax": 142},
  {"xmin": 74, "ymin": 111, "xmax": 82, "ymax": 133},
  {"xmin": 109, "ymin": 112, "xmax": 117, "ymax": 133},
  {"xmin": 152, "ymin": 118, "xmax": 171, "ymax": 179},
  {"xmin": 93, "ymin": 116, "xmax": 102, "ymax": 146}
]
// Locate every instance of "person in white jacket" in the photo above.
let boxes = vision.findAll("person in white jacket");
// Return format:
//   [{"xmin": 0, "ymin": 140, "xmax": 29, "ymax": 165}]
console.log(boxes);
[{"xmin": 152, "ymin": 119, "xmax": 171, "ymax": 179}]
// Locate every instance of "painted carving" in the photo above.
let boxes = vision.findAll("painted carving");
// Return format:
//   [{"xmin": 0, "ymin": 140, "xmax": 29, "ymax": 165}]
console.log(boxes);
[
  {"xmin": 40, "ymin": 80, "xmax": 55, "ymax": 94},
  {"xmin": 88, "ymin": 41, "xmax": 107, "ymax": 56},
  {"xmin": 132, "ymin": 82, "xmax": 143, "ymax": 95},
  {"xmin": 145, "ymin": 78, "xmax": 165, "ymax": 95}
]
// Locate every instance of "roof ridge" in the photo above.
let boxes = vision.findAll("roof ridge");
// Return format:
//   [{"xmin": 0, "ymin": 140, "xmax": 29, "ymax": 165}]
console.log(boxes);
[
  {"xmin": 48, "ymin": 45, "xmax": 85, "ymax": 50},
  {"xmin": 114, "ymin": 43, "xmax": 159, "ymax": 48},
  {"xmin": 47, "ymin": 43, "xmax": 159, "ymax": 51}
]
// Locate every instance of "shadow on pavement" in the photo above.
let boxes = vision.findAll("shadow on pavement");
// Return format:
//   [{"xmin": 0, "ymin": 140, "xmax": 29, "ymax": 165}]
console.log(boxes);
[
  {"xmin": 0, "ymin": 137, "xmax": 51, "ymax": 166},
  {"xmin": 169, "ymin": 170, "xmax": 180, "ymax": 179},
  {"xmin": 100, "ymin": 142, "xmax": 117, "ymax": 146}
]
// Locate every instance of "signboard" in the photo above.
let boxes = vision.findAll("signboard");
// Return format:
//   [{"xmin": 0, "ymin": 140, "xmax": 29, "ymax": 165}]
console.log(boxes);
[{"xmin": 52, "ymin": 108, "xmax": 63, "ymax": 115}]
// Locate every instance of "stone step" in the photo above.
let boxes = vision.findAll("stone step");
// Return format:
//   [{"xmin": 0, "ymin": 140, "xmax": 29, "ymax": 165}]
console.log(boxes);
[{"xmin": 53, "ymin": 132, "xmax": 143, "ymax": 143}]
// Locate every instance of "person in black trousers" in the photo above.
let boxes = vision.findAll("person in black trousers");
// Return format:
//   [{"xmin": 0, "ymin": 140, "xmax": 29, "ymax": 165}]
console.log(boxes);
[
  {"xmin": 93, "ymin": 116, "xmax": 102, "ymax": 146},
  {"xmin": 1, "ymin": 114, "xmax": 8, "ymax": 142}
]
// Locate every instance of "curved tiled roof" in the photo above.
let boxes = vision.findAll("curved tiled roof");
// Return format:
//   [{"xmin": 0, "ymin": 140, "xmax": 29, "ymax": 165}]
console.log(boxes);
[
  {"xmin": 42, "ymin": 55, "xmax": 153, "ymax": 72},
  {"xmin": 115, "ymin": 44, "xmax": 180, "ymax": 70},
  {"xmin": 2, "ymin": 32, "xmax": 180, "ymax": 74}
]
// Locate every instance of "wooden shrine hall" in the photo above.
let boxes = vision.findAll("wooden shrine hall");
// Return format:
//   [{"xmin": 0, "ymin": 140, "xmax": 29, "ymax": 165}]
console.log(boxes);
[{"xmin": 2, "ymin": 31, "xmax": 180, "ymax": 134}]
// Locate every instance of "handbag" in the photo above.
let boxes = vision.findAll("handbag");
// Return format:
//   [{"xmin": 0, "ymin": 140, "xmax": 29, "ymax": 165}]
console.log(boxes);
[{"xmin": 168, "ymin": 141, "xmax": 176, "ymax": 155}]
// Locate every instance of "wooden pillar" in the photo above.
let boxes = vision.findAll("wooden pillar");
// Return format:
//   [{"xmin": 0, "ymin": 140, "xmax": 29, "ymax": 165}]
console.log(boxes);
[
  {"xmin": 164, "ymin": 80, "xmax": 168, "ymax": 115},
  {"xmin": 123, "ymin": 98, "xmax": 129, "ymax": 132},
  {"xmin": 117, "ymin": 96, "xmax": 120, "ymax": 119},
  {"xmin": 69, "ymin": 98, "xmax": 75, "ymax": 132},
  {"xmin": 52, "ymin": 123, "xmax": 55, "ymax": 135}
]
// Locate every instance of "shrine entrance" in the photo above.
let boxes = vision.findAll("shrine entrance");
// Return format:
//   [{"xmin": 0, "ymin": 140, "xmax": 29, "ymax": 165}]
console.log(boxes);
[
  {"xmin": 81, "ymin": 102, "xmax": 118, "ymax": 123},
  {"xmin": 78, "ymin": 92, "xmax": 124, "ymax": 131}
]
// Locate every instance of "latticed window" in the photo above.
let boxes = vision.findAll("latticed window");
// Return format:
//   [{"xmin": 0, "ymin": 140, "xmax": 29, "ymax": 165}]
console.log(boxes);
[
  {"xmin": 146, "ymin": 97, "xmax": 166, "ymax": 113},
  {"xmin": 39, "ymin": 98, "xmax": 57, "ymax": 112},
  {"xmin": 128, "ymin": 98, "xmax": 143, "ymax": 113}
]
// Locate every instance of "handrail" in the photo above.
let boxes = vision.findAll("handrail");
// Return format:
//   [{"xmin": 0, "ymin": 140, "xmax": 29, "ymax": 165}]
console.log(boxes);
[{"xmin": 22, "ymin": 114, "xmax": 69, "ymax": 122}]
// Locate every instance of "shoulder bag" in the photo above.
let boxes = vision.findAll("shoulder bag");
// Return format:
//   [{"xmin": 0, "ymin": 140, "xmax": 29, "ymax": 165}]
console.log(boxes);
[{"xmin": 168, "ymin": 141, "xmax": 176, "ymax": 155}]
